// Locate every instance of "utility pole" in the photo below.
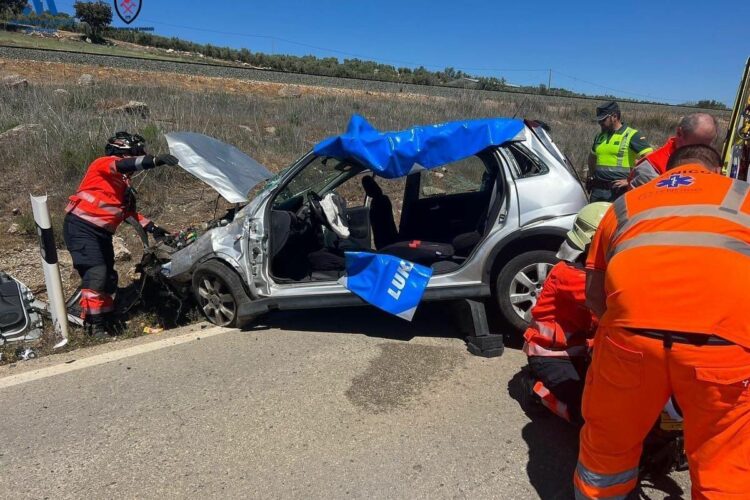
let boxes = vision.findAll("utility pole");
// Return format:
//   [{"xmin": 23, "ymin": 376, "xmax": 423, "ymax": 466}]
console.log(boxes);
[{"xmin": 548, "ymin": 69, "xmax": 552, "ymax": 90}]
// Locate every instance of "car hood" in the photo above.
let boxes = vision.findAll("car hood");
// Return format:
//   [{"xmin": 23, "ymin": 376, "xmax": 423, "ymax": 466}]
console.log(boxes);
[{"xmin": 166, "ymin": 132, "xmax": 273, "ymax": 203}]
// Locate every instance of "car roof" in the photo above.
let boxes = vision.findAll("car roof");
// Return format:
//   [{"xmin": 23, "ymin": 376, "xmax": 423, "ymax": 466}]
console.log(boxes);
[{"xmin": 313, "ymin": 114, "xmax": 525, "ymax": 179}]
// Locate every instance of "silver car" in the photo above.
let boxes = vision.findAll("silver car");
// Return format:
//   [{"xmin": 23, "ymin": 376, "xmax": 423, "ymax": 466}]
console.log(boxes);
[{"xmin": 157, "ymin": 119, "xmax": 587, "ymax": 356}]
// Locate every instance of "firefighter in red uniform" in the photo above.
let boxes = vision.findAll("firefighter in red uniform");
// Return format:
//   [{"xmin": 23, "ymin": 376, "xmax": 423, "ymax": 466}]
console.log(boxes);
[
  {"xmin": 523, "ymin": 202, "xmax": 610, "ymax": 424},
  {"xmin": 63, "ymin": 132, "xmax": 179, "ymax": 337}
]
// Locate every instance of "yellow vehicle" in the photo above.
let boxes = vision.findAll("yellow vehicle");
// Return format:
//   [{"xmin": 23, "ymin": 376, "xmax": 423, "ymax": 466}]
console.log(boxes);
[{"xmin": 723, "ymin": 57, "xmax": 750, "ymax": 181}]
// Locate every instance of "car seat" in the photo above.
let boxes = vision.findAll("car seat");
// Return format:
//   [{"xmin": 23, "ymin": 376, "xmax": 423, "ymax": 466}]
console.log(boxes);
[{"xmin": 361, "ymin": 176, "xmax": 398, "ymax": 249}]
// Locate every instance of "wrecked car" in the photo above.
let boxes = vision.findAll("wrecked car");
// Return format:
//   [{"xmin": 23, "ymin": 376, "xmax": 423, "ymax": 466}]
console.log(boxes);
[{"xmin": 153, "ymin": 116, "xmax": 587, "ymax": 350}]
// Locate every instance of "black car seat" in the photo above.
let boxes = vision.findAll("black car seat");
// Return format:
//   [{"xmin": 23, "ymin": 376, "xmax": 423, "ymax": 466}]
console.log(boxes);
[
  {"xmin": 450, "ymin": 168, "xmax": 499, "ymax": 256},
  {"xmin": 362, "ymin": 176, "xmax": 398, "ymax": 250}
]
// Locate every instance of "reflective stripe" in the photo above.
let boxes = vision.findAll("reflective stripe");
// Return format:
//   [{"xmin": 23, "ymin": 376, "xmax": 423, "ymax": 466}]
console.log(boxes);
[
  {"xmin": 525, "ymin": 320, "xmax": 586, "ymax": 356},
  {"xmin": 585, "ymin": 269, "xmax": 606, "ymax": 317},
  {"xmin": 616, "ymin": 128, "xmax": 637, "ymax": 168},
  {"xmin": 533, "ymin": 381, "xmax": 571, "ymax": 421},
  {"xmin": 532, "ymin": 320, "xmax": 555, "ymax": 339},
  {"xmin": 609, "ymin": 231, "xmax": 750, "ymax": 262},
  {"xmin": 575, "ymin": 462, "xmax": 638, "ymax": 489},
  {"xmin": 75, "ymin": 190, "xmax": 125, "ymax": 217},
  {"xmin": 596, "ymin": 165, "xmax": 631, "ymax": 173},
  {"xmin": 613, "ymin": 196, "xmax": 629, "ymax": 229},
  {"xmin": 80, "ymin": 289, "xmax": 114, "ymax": 315},
  {"xmin": 611, "ymin": 204, "xmax": 750, "ymax": 243},
  {"xmin": 524, "ymin": 341, "xmax": 588, "ymax": 358},
  {"xmin": 573, "ymin": 485, "xmax": 626, "ymax": 500},
  {"xmin": 82, "ymin": 303, "xmax": 114, "ymax": 315},
  {"xmin": 68, "ymin": 207, "xmax": 117, "ymax": 232},
  {"xmin": 720, "ymin": 179, "xmax": 750, "ymax": 214},
  {"xmin": 134, "ymin": 156, "xmax": 144, "ymax": 170}
]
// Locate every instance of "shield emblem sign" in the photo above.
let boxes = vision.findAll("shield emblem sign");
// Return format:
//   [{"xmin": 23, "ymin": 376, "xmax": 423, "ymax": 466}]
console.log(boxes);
[{"xmin": 114, "ymin": 0, "xmax": 142, "ymax": 24}]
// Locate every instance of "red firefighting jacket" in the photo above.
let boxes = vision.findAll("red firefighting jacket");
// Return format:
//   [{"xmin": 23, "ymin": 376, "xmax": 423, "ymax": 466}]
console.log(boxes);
[
  {"xmin": 523, "ymin": 261, "xmax": 597, "ymax": 357},
  {"xmin": 65, "ymin": 156, "xmax": 150, "ymax": 232}
]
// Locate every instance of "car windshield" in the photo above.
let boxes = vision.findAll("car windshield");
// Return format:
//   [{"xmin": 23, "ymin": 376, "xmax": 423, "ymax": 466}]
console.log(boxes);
[{"xmin": 274, "ymin": 156, "xmax": 351, "ymax": 206}]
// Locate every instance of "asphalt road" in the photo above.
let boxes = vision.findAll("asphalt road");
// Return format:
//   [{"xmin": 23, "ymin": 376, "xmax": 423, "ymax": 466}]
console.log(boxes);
[{"xmin": 0, "ymin": 306, "xmax": 689, "ymax": 499}]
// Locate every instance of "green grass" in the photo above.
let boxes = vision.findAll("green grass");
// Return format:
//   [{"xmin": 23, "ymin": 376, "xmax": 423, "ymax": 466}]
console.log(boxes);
[{"xmin": 0, "ymin": 30, "xmax": 235, "ymax": 65}]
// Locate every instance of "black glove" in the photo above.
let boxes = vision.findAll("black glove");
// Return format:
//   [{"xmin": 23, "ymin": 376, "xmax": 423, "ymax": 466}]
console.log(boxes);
[
  {"xmin": 154, "ymin": 154, "xmax": 179, "ymax": 167},
  {"xmin": 145, "ymin": 222, "xmax": 170, "ymax": 240}
]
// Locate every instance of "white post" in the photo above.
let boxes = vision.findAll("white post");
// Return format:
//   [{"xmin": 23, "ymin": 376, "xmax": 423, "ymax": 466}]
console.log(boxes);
[{"xmin": 29, "ymin": 195, "xmax": 69, "ymax": 348}]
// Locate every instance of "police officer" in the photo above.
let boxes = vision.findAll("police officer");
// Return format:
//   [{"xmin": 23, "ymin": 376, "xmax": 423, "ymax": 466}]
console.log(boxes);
[
  {"xmin": 63, "ymin": 132, "xmax": 179, "ymax": 337},
  {"xmin": 587, "ymin": 101, "xmax": 653, "ymax": 202}
]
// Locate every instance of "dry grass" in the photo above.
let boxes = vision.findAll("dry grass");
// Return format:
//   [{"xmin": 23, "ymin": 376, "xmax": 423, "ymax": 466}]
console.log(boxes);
[{"xmin": 0, "ymin": 58, "xmax": 730, "ymax": 359}]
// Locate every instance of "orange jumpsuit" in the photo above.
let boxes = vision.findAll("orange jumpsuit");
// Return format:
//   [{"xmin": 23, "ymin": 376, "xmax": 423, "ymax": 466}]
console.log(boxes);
[{"xmin": 575, "ymin": 164, "xmax": 750, "ymax": 499}]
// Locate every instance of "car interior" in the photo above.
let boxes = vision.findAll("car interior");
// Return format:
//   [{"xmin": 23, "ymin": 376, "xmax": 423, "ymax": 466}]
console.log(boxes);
[{"xmin": 267, "ymin": 149, "xmax": 505, "ymax": 283}]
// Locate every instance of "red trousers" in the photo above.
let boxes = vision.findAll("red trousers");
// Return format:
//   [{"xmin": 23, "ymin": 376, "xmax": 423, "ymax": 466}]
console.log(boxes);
[{"xmin": 575, "ymin": 326, "xmax": 750, "ymax": 499}]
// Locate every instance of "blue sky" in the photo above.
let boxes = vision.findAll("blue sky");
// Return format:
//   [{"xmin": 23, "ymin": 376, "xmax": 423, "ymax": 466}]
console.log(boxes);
[{"xmin": 46, "ymin": 0, "xmax": 749, "ymax": 105}]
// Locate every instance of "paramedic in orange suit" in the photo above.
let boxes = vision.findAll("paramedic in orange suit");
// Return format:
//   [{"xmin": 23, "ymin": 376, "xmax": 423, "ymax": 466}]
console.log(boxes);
[{"xmin": 574, "ymin": 144, "xmax": 750, "ymax": 499}]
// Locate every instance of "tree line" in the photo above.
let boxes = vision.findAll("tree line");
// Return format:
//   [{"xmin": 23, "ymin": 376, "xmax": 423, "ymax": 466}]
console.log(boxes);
[{"xmin": 0, "ymin": 1, "xmax": 728, "ymax": 108}]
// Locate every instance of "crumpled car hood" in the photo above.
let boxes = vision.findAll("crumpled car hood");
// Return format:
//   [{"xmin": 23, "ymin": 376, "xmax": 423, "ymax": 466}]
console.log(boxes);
[{"xmin": 166, "ymin": 132, "xmax": 273, "ymax": 203}]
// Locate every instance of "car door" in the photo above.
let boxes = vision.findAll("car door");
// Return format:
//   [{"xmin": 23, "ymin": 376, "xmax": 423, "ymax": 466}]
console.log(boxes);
[{"xmin": 399, "ymin": 155, "xmax": 495, "ymax": 242}]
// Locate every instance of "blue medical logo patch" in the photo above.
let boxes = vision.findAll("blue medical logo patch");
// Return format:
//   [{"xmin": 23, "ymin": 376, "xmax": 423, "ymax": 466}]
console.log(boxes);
[{"xmin": 656, "ymin": 174, "xmax": 694, "ymax": 189}]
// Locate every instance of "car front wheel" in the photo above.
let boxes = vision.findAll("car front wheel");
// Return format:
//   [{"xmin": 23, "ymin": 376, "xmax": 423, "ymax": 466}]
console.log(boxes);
[
  {"xmin": 494, "ymin": 250, "xmax": 558, "ymax": 333},
  {"xmin": 192, "ymin": 260, "xmax": 250, "ymax": 328}
]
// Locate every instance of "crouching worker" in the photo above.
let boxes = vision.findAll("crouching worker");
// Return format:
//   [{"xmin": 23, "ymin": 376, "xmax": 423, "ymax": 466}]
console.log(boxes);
[
  {"xmin": 522, "ymin": 202, "xmax": 610, "ymax": 425},
  {"xmin": 63, "ymin": 132, "xmax": 179, "ymax": 337}
]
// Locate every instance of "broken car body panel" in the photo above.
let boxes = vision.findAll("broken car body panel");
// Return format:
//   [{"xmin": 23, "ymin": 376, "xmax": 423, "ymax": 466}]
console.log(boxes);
[{"xmin": 166, "ymin": 132, "xmax": 273, "ymax": 203}]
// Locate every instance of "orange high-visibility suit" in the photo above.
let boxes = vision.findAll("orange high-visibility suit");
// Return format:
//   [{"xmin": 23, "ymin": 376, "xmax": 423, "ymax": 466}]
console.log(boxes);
[
  {"xmin": 523, "ymin": 261, "xmax": 597, "ymax": 422},
  {"xmin": 64, "ymin": 155, "xmax": 153, "ymax": 323},
  {"xmin": 575, "ymin": 164, "xmax": 750, "ymax": 499}
]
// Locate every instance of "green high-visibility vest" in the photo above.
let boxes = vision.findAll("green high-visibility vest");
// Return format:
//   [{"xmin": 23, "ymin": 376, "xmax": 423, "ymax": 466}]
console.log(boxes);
[{"xmin": 593, "ymin": 126, "xmax": 640, "ymax": 174}]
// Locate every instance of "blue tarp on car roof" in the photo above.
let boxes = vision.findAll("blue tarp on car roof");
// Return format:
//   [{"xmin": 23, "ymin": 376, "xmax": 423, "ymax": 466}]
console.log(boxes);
[{"xmin": 313, "ymin": 114, "xmax": 525, "ymax": 179}]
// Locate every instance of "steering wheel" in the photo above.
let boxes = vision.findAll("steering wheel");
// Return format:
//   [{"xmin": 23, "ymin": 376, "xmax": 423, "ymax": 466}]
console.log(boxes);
[
  {"xmin": 307, "ymin": 191, "xmax": 351, "ymax": 240},
  {"xmin": 306, "ymin": 191, "xmax": 332, "ymax": 231}
]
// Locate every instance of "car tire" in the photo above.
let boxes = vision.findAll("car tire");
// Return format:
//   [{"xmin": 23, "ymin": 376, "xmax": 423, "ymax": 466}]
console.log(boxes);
[
  {"xmin": 192, "ymin": 260, "xmax": 251, "ymax": 328},
  {"xmin": 494, "ymin": 250, "xmax": 559, "ymax": 333}
]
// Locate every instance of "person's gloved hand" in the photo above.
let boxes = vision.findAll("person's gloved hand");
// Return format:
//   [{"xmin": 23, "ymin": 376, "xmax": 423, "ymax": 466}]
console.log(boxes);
[
  {"xmin": 145, "ymin": 222, "xmax": 170, "ymax": 240},
  {"xmin": 154, "ymin": 154, "xmax": 179, "ymax": 166}
]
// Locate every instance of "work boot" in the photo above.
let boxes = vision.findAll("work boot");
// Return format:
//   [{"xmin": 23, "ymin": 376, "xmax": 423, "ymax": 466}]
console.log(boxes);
[
  {"xmin": 105, "ymin": 317, "xmax": 127, "ymax": 336},
  {"xmin": 85, "ymin": 321, "xmax": 110, "ymax": 339}
]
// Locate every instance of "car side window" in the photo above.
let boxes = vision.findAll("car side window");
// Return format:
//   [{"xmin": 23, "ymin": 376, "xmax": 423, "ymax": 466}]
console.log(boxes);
[
  {"xmin": 334, "ymin": 172, "xmax": 368, "ymax": 208},
  {"xmin": 509, "ymin": 145, "xmax": 549, "ymax": 178},
  {"xmin": 419, "ymin": 156, "xmax": 490, "ymax": 199}
]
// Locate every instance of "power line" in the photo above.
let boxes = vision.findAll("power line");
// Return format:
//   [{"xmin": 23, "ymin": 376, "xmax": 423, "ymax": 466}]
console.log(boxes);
[
  {"xmin": 137, "ymin": 17, "xmax": 683, "ymax": 103},
  {"xmin": 140, "ymin": 18, "xmax": 549, "ymax": 73},
  {"xmin": 552, "ymin": 70, "xmax": 681, "ymax": 104}
]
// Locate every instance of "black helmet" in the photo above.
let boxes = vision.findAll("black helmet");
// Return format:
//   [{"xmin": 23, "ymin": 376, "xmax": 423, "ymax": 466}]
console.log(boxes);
[{"xmin": 105, "ymin": 131, "xmax": 146, "ymax": 157}]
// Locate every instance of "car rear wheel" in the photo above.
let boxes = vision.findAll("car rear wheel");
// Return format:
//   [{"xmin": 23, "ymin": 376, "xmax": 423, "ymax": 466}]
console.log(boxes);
[
  {"xmin": 192, "ymin": 260, "xmax": 250, "ymax": 328},
  {"xmin": 494, "ymin": 250, "xmax": 558, "ymax": 333}
]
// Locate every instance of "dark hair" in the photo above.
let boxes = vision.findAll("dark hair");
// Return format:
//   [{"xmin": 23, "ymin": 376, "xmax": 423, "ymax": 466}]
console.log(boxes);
[{"xmin": 666, "ymin": 144, "xmax": 721, "ymax": 170}]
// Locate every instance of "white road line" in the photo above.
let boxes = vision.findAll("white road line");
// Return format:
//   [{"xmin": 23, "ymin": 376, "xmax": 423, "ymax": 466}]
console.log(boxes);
[{"xmin": 0, "ymin": 327, "xmax": 232, "ymax": 390}]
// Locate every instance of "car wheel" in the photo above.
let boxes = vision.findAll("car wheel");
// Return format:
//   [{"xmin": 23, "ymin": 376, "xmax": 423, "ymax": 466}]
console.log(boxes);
[
  {"xmin": 494, "ymin": 250, "xmax": 558, "ymax": 332},
  {"xmin": 192, "ymin": 260, "xmax": 249, "ymax": 328}
]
